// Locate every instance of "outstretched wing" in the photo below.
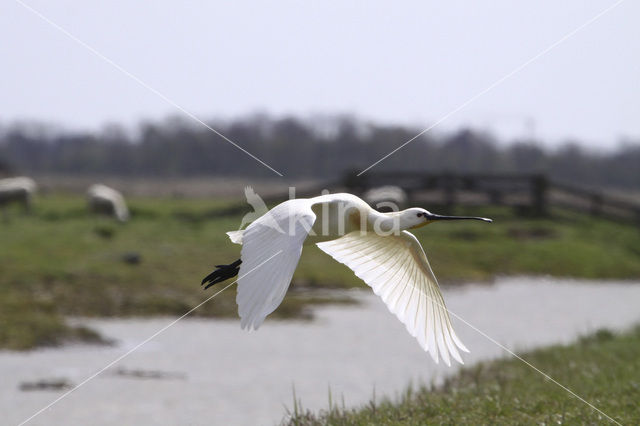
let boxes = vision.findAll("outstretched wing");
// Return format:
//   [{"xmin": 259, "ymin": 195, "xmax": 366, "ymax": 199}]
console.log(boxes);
[
  {"xmin": 244, "ymin": 186, "xmax": 268, "ymax": 212},
  {"xmin": 317, "ymin": 230, "xmax": 468, "ymax": 365},
  {"xmin": 237, "ymin": 200, "xmax": 316, "ymax": 330}
]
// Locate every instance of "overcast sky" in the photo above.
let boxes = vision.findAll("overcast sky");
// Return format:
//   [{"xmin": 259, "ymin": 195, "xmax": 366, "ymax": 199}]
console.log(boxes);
[{"xmin": 1, "ymin": 0, "xmax": 638, "ymax": 150}]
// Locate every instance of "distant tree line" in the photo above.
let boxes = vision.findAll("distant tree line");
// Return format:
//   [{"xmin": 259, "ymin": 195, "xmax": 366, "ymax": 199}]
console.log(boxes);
[{"xmin": 0, "ymin": 114, "xmax": 638, "ymax": 189}]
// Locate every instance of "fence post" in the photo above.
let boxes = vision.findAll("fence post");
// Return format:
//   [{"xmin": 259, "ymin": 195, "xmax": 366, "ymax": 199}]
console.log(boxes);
[
  {"xmin": 590, "ymin": 193, "xmax": 603, "ymax": 216},
  {"xmin": 442, "ymin": 173, "xmax": 457, "ymax": 214},
  {"xmin": 531, "ymin": 174, "xmax": 548, "ymax": 217},
  {"xmin": 343, "ymin": 170, "xmax": 367, "ymax": 193},
  {"xmin": 488, "ymin": 189, "xmax": 504, "ymax": 205}
]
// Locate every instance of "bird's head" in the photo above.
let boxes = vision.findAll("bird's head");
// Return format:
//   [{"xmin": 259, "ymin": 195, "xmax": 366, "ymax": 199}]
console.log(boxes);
[{"xmin": 402, "ymin": 208, "xmax": 493, "ymax": 230}]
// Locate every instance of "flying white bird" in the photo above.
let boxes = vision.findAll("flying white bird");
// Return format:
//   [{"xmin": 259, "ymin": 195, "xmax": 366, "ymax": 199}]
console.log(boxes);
[{"xmin": 202, "ymin": 193, "xmax": 492, "ymax": 365}]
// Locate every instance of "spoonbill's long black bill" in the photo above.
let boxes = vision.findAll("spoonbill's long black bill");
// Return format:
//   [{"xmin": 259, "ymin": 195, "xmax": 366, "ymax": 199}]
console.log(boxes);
[{"xmin": 427, "ymin": 214, "xmax": 492, "ymax": 223}]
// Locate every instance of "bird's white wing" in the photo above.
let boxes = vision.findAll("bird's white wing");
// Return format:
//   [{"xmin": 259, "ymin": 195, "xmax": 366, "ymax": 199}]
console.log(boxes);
[
  {"xmin": 245, "ymin": 185, "xmax": 268, "ymax": 212},
  {"xmin": 317, "ymin": 230, "xmax": 468, "ymax": 365},
  {"xmin": 237, "ymin": 200, "xmax": 316, "ymax": 330}
]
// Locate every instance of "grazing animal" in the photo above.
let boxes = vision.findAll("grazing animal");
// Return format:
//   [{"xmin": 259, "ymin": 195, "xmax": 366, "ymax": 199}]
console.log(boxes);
[
  {"xmin": 87, "ymin": 184, "xmax": 130, "ymax": 222},
  {"xmin": 364, "ymin": 185, "xmax": 408, "ymax": 212},
  {"xmin": 0, "ymin": 177, "xmax": 37, "ymax": 214},
  {"xmin": 202, "ymin": 192, "xmax": 492, "ymax": 365}
]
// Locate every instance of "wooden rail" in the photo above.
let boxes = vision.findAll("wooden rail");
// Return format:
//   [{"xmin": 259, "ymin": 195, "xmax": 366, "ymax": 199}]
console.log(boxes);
[
  {"xmin": 343, "ymin": 171, "xmax": 640, "ymax": 224},
  {"xmin": 211, "ymin": 172, "xmax": 639, "ymax": 225}
]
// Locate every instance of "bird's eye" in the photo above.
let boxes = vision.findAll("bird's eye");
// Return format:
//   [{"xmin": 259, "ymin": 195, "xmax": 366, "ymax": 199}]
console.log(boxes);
[{"xmin": 416, "ymin": 213, "xmax": 422, "ymax": 217}]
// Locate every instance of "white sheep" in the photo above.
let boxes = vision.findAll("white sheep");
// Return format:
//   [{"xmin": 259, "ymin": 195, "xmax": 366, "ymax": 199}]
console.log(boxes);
[
  {"xmin": 363, "ymin": 185, "xmax": 408, "ymax": 212},
  {"xmin": 0, "ymin": 176, "xmax": 37, "ymax": 214},
  {"xmin": 87, "ymin": 184, "xmax": 130, "ymax": 222}
]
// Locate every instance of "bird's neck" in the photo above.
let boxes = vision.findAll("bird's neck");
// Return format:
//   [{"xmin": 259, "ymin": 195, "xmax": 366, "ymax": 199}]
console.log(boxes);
[{"xmin": 366, "ymin": 210, "xmax": 405, "ymax": 234}]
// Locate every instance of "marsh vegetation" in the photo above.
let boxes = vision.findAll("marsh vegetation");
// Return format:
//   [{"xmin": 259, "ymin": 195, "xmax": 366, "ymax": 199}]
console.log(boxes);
[{"xmin": 1, "ymin": 193, "xmax": 640, "ymax": 350}]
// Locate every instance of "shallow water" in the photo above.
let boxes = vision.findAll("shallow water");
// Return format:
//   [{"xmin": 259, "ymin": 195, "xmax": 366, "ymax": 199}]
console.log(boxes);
[{"xmin": 3, "ymin": 277, "xmax": 640, "ymax": 426}]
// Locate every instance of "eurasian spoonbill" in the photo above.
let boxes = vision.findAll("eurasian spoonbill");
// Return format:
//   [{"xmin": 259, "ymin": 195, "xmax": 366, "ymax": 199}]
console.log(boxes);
[{"xmin": 202, "ymin": 193, "xmax": 492, "ymax": 365}]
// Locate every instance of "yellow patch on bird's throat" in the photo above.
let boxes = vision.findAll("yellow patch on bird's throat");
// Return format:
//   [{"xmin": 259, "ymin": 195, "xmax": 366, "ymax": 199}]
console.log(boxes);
[
  {"xmin": 348, "ymin": 210, "xmax": 363, "ymax": 229},
  {"xmin": 410, "ymin": 220, "xmax": 431, "ymax": 229}
]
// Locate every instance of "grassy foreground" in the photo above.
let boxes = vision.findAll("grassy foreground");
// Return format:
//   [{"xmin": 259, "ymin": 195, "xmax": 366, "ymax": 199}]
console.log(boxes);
[
  {"xmin": 1, "ymin": 194, "xmax": 640, "ymax": 349},
  {"xmin": 285, "ymin": 327, "xmax": 640, "ymax": 425}
]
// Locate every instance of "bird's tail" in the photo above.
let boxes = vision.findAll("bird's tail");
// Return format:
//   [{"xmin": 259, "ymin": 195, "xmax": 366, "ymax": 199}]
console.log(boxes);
[{"xmin": 226, "ymin": 230, "xmax": 244, "ymax": 244}]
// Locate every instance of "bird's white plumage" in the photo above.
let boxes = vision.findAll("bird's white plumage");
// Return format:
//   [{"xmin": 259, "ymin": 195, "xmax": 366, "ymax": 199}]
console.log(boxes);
[
  {"xmin": 239, "ymin": 186, "xmax": 269, "ymax": 230},
  {"xmin": 236, "ymin": 199, "xmax": 316, "ymax": 330},
  {"xmin": 317, "ymin": 230, "xmax": 468, "ymax": 365},
  {"xmin": 220, "ymin": 192, "xmax": 489, "ymax": 365}
]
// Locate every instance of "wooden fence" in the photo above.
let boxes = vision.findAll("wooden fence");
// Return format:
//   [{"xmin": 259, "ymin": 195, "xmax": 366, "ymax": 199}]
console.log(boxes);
[
  {"xmin": 343, "ymin": 171, "xmax": 640, "ymax": 224},
  {"xmin": 212, "ymin": 172, "xmax": 640, "ymax": 225}
]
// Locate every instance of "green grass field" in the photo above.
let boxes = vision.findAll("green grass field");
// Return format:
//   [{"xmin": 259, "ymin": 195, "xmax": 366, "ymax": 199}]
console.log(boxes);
[
  {"xmin": 1, "ymin": 194, "xmax": 640, "ymax": 349},
  {"xmin": 285, "ymin": 327, "xmax": 640, "ymax": 424}
]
